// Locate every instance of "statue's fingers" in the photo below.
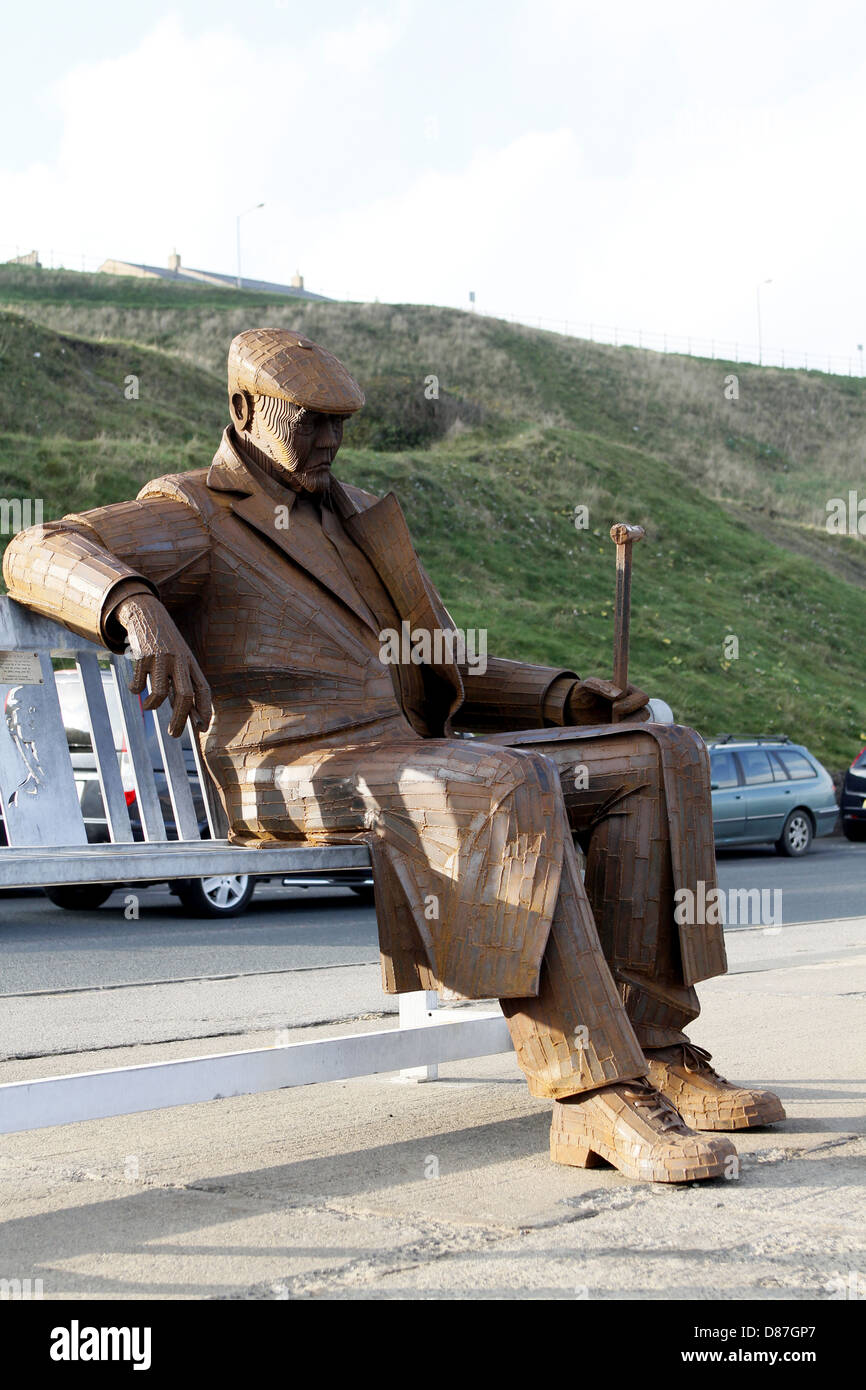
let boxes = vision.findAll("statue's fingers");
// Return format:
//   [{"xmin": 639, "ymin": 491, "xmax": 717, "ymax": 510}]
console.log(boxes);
[
  {"xmin": 167, "ymin": 694, "xmax": 194, "ymax": 738},
  {"xmin": 127, "ymin": 656, "xmax": 150, "ymax": 695},
  {"xmin": 142, "ymin": 655, "xmax": 170, "ymax": 710},
  {"xmin": 581, "ymin": 676, "xmax": 622, "ymax": 701},
  {"xmin": 626, "ymin": 682, "xmax": 650, "ymax": 703},
  {"xmin": 190, "ymin": 687, "xmax": 212, "ymax": 729},
  {"xmin": 189, "ymin": 659, "xmax": 213, "ymax": 729},
  {"xmin": 167, "ymin": 665, "xmax": 194, "ymax": 738},
  {"xmin": 615, "ymin": 686, "xmax": 650, "ymax": 716}
]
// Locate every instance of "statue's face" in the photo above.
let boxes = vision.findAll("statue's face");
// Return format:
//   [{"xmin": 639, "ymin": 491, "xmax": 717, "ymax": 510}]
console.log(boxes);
[{"xmin": 245, "ymin": 393, "xmax": 345, "ymax": 494}]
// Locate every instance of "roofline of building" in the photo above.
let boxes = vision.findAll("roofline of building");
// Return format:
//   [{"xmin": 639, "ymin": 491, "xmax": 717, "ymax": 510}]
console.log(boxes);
[{"xmin": 98, "ymin": 258, "xmax": 331, "ymax": 301}]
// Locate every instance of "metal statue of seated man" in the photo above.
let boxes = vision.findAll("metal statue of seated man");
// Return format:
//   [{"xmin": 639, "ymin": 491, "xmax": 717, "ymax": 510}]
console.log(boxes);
[{"xmin": 3, "ymin": 328, "xmax": 785, "ymax": 1182}]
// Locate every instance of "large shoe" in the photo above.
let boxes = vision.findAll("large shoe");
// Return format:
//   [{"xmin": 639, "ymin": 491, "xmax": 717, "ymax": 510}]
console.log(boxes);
[
  {"xmin": 550, "ymin": 1077, "xmax": 736, "ymax": 1183},
  {"xmin": 646, "ymin": 1042, "xmax": 786, "ymax": 1131}
]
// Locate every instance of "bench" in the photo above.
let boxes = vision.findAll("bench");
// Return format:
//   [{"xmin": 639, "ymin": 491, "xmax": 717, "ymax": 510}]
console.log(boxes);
[{"xmin": 0, "ymin": 596, "xmax": 511, "ymax": 1134}]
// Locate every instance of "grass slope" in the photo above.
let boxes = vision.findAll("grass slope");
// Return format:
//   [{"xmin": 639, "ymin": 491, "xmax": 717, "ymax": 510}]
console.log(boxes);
[{"xmin": 0, "ymin": 266, "xmax": 863, "ymax": 767}]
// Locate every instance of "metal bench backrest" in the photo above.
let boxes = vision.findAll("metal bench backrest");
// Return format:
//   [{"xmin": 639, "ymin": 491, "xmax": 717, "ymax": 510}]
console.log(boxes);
[{"xmin": 0, "ymin": 596, "xmax": 226, "ymax": 850}]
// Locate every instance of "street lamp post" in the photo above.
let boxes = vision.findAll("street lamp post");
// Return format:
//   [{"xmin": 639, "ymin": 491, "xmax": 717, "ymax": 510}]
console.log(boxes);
[
  {"xmin": 236, "ymin": 203, "xmax": 265, "ymax": 289},
  {"xmin": 756, "ymin": 278, "xmax": 772, "ymax": 365}
]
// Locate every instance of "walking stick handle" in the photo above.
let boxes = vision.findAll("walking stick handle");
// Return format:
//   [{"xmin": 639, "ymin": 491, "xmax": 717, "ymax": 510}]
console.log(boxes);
[{"xmin": 610, "ymin": 522, "xmax": 645, "ymax": 720}]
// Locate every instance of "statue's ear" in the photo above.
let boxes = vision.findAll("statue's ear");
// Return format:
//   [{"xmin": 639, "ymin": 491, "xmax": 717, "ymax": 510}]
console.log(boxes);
[{"xmin": 230, "ymin": 390, "xmax": 254, "ymax": 432}]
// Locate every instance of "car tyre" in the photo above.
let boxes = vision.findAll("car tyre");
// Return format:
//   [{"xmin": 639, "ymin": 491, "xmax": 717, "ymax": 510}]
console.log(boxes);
[
  {"xmin": 350, "ymin": 884, "xmax": 376, "ymax": 905},
  {"xmin": 843, "ymin": 821, "xmax": 866, "ymax": 843},
  {"xmin": 174, "ymin": 874, "xmax": 255, "ymax": 917},
  {"xmin": 775, "ymin": 809, "xmax": 813, "ymax": 857},
  {"xmin": 43, "ymin": 884, "xmax": 116, "ymax": 911}
]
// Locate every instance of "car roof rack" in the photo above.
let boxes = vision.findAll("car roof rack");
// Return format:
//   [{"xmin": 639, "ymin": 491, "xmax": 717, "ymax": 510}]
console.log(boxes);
[{"xmin": 711, "ymin": 734, "xmax": 792, "ymax": 746}]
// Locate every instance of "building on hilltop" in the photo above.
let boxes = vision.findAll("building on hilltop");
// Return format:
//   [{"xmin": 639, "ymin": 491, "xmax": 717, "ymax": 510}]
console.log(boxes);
[{"xmin": 98, "ymin": 251, "xmax": 329, "ymax": 300}]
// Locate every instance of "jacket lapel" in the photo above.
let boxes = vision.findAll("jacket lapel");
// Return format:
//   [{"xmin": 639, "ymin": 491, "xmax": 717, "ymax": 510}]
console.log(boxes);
[
  {"xmin": 231, "ymin": 491, "xmax": 380, "ymax": 633},
  {"xmin": 335, "ymin": 486, "xmax": 464, "ymax": 718},
  {"xmin": 207, "ymin": 431, "xmax": 380, "ymax": 633},
  {"xmin": 206, "ymin": 431, "xmax": 464, "ymax": 723}
]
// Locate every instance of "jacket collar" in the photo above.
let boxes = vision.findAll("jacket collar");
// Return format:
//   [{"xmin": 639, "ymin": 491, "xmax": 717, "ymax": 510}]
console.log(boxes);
[
  {"xmin": 207, "ymin": 427, "xmax": 382, "ymax": 629},
  {"xmin": 206, "ymin": 426, "xmax": 463, "ymax": 722},
  {"xmin": 207, "ymin": 426, "xmax": 296, "ymax": 501},
  {"xmin": 207, "ymin": 426, "xmax": 366, "ymax": 530}
]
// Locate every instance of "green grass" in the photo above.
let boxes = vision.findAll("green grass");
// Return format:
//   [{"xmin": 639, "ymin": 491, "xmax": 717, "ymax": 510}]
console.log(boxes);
[
  {"xmin": 337, "ymin": 427, "xmax": 865, "ymax": 767},
  {"xmin": 0, "ymin": 265, "xmax": 863, "ymax": 770}
]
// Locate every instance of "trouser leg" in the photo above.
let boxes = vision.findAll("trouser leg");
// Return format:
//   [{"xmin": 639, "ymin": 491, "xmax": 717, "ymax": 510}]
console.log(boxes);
[
  {"xmin": 500, "ymin": 842, "xmax": 647, "ymax": 1099},
  {"xmin": 577, "ymin": 735, "xmax": 703, "ymax": 1047},
  {"xmin": 490, "ymin": 725, "xmax": 713, "ymax": 1049},
  {"xmin": 572, "ymin": 746, "xmax": 699, "ymax": 1047},
  {"xmin": 608, "ymin": 853, "xmax": 701, "ymax": 1047}
]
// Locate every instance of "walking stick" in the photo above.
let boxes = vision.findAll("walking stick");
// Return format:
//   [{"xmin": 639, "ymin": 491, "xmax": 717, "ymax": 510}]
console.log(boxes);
[{"xmin": 609, "ymin": 522, "xmax": 645, "ymax": 722}]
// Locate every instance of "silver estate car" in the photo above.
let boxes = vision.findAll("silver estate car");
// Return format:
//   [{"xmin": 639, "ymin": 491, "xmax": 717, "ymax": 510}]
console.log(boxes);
[{"xmin": 708, "ymin": 736, "xmax": 838, "ymax": 856}]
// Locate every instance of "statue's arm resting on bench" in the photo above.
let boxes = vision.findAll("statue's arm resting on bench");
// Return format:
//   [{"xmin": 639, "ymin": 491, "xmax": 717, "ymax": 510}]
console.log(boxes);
[{"xmin": 3, "ymin": 484, "xmax": 212, "ymax": 736}]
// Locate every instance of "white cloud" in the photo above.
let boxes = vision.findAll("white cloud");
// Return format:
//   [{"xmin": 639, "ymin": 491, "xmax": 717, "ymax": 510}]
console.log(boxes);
[
  {"xmin": 314, "ymin": 128, "xmax": 583, "ymax": 308},
  {"xmin": 2, "ymin": 1, "xmax": 865, "ymax": 361},
  {"xmin": 319, "ymin": 14, "xmax": 399, "ymax": 70},
  {"xmin": 0, "ymin": 12, "xmax": 404, "ymax": 278}
]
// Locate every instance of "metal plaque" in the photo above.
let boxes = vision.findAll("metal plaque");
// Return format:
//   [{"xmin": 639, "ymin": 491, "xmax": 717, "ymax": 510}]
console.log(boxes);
[{"xmin": 0, "ymin": 651, "xmax": 43, "ymax": 684}]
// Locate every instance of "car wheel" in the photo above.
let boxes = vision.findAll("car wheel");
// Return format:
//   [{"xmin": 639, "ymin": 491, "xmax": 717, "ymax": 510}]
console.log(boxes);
[
  {"xmin": 43, "ymin": 884, "xmax": 116, "ymax": 911},
  {"xmin": 174, "ymin": 874, "xmax": 255, "ymax": 917},
  {"xmin": 775, "ymin": 810, "xmax": 813, "ymax": 857},
  {"xmin": 843, "ymin": 821, "xmax": 866, "ymax": 843},
  {"xmin": 350, "ymin": 884, "xmax": 376, "ymax": 905}
]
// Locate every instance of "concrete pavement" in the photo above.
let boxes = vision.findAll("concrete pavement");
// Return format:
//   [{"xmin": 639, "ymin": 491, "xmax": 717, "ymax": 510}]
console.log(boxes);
[{"xmin": 0, "ymin": 918, "xmax": 863, "ymax": 1300}]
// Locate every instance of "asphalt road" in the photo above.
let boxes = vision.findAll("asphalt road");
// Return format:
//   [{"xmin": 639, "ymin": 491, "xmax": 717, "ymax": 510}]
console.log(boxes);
[
  {"xmin": 0, "ymin": 839, "xmax": 863, "ymax": 998},
  {"xmin": 715, "ymin": 836, "xmax": 866, "ymax": 927}
]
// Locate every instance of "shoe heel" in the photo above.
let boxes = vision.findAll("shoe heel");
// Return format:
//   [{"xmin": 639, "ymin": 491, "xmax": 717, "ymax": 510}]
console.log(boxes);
[{"xmin": 550, "ymin": 1134, "xmax": 603, "ymax": 1168}]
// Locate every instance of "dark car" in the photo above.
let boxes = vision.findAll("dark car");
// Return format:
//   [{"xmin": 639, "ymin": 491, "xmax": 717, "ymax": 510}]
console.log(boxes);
[
  {"xmin": 840, "ymin": 746, "xmax": 866, "ymax": 842},
  {"xmin": 707, "ymin": 735, "xmax": 838, "ymax": 856}
]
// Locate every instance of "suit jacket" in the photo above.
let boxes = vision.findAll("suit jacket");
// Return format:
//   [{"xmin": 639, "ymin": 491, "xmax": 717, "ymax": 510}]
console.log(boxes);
[
  {"xmin": 3, "ymin": 428, "xmax": 589, "ymax": 997},
  {"xmin": 3, "ymin": 429, "xmax": 576, "ymax": 741}
]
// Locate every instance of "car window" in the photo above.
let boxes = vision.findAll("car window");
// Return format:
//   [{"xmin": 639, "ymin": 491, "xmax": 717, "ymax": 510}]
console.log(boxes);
[
  {"xmin": 769, "ymin": 754, "xmax": 789, "ymax": 781},
  {"xmin": 775, "ymin": 749, "xmax": 817, "ymax": 780},
  {"xmin": 854, "ymin": 749, "xmax": 866, "ymax": 770},
  {"xmin": 737, "ymin": 749, "xmax": 774, "ymax": 784},
  {"xmin": 56, "ymin": 671, "xmax": 127, "ymax": 750},
  {"xmin": 55, "ymin": 682, "xmax": 92, "ymax": 747},
  {"xmin": 710, "ymin": 751, "xmax": 739, "ymax": 788}
]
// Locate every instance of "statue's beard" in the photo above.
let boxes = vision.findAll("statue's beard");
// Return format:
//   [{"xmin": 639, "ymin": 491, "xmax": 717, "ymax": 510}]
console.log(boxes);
[
  {"xmin": 236, "ymin": 396, "xmax": 340, "ymax": 497},
  {"xmin": 294, "ymin": 462, "xmax": 332, "ymax": 495},
  {"xmin": 235, "ymin": 431, "xmax": 333, "ymax": 496}
]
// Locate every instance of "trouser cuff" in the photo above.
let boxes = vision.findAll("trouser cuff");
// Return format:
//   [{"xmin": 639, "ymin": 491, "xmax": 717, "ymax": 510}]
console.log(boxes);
[
  {"xmin": 634, "ymin": 1025, "xmax": 692, "ymax": 1049},
  {"xmin": 524, "ymin": 1064, "xmax": 648, "ymax": 1101}
]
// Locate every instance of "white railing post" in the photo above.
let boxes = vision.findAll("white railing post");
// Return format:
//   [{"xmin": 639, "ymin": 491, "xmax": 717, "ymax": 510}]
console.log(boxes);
[{"xmin": 397, "ymin": 990, "xmax": 440, "ymax": 1082}]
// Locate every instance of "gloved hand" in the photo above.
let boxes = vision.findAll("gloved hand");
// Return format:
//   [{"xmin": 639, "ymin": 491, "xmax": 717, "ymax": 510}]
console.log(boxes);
[
  {"xmin": 115, "ymin": 594, "xmax": 213, "ymax": 737},
  {"xmin": 566, "ymin": 676, "xmax": 651, "ymax": 725}
]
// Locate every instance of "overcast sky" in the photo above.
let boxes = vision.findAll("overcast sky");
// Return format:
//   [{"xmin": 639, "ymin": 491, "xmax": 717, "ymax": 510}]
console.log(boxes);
[{"xmin": 3, "ymin": 0, "xmax": 865, "ymax": 364}]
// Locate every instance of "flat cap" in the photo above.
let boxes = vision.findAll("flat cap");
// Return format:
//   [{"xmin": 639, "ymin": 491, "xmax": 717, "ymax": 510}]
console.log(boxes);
[{"xmin": 227, "ymin": 328, "xmax": 365, "ymax": 414}]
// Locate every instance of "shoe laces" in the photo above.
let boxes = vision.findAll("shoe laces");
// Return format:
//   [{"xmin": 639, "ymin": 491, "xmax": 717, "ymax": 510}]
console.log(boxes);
[
  {"xmin": 620, "ymin": 1078, "xmax": 690, "ymax": 1134},
  {"xmin": 675, "ymin": 1042, "xmax": 728, "ymax": 1083}
]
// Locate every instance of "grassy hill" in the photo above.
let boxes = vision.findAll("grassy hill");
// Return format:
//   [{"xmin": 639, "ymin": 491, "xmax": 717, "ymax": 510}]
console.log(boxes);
[{"xmin": 0, "ymin": 263, "xmax": 863, "ymax": 769}]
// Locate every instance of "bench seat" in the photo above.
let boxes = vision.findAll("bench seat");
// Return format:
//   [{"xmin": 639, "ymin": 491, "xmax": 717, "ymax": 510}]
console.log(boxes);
[{"xmin": 0, "ymin": 840, "xmax": 372, "ymax": 889}]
